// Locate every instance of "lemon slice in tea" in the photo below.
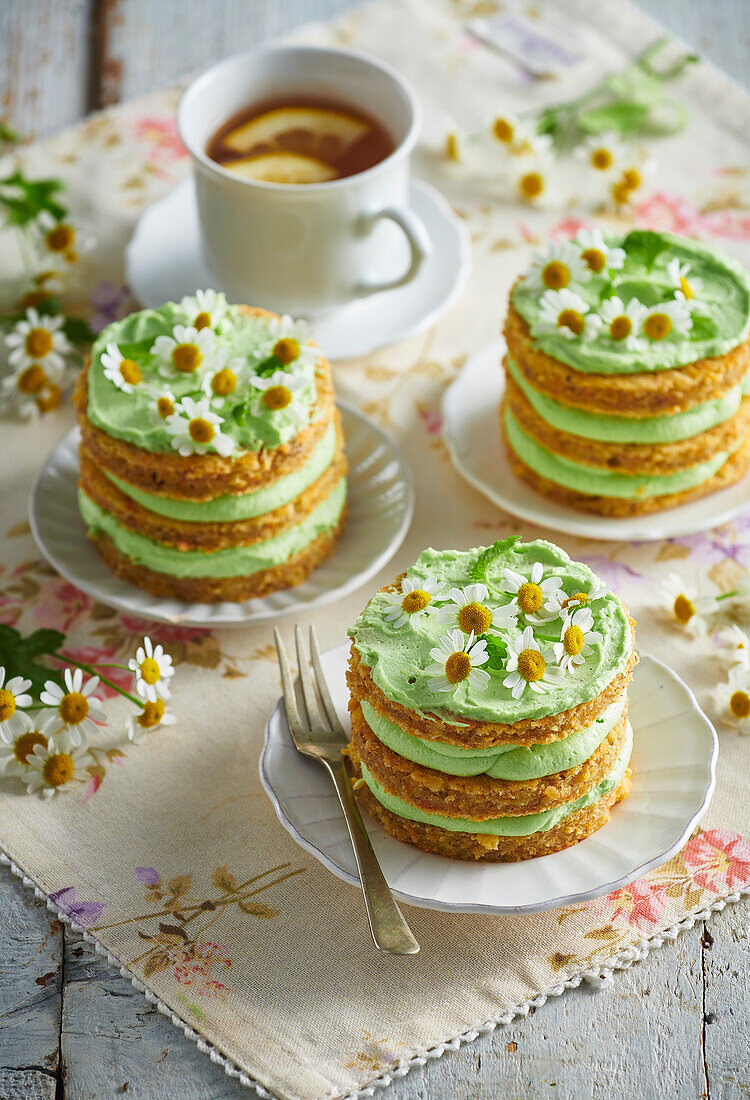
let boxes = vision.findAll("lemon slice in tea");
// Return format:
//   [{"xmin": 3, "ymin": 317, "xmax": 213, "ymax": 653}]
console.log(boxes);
[
  {"xmin": 222, "ymin": 106, "xmax": 369, "ymax": 157},
  {"xmin": 224, "ymin": 152, "xmax": 338, "ymax": 184}
]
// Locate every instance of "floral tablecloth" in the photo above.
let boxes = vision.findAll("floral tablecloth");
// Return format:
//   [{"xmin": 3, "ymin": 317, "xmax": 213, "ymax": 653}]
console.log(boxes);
[{"xmin": 2, "ymin": 1, "xmax": 750, "ymax": 1098}]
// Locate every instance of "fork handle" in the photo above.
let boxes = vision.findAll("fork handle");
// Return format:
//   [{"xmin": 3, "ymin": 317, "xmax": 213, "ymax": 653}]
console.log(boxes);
[{"xmin": 324, "ymin": 759, "xmax": 419, "ymax": 955}]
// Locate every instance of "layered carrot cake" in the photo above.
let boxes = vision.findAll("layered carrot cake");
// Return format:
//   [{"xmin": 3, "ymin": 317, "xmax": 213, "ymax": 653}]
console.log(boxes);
[
  {"xmin": 346, "ymin": 537, "xmax": 636, "ymax": 862},
  {"xmin": 502, "ymin": 229, "xmax": 750, "ymax": 515},
  {"xmin": 74, "ymin": 293, "xmax": 346, "ymax": 601}
]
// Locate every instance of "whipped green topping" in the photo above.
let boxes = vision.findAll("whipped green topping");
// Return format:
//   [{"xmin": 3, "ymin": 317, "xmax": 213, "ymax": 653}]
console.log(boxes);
[
  {"xmin": 512, "ymin": 231, "xmax": 750, "ymax": 374},
  {"xmin": 507, "ymin": 357, "xmax": 750, "ymax": 445},
  {"xmin": 104, "ymin": 421, "xmax": 338, "ymax": 522},
  {"xmin": 505, "ymin": 406, "xmax": 737, "ymax": 499},
  {"xmin": 87, "ymin": 296, "xmax": 320, "ymax": 454},
  {"xmin": 360, "ymin": 695, "xmax": 625, "ymax": 780},
  {"xmin": 349, "ymin": 540, "xmax": 631, "ymax": 724},
  {"xmin": 360, "ymin": 723, "xmax": 632, "ymax": 835},
  {"xmin": 78, "ymin": 478, "xmax": 346, "ymax": 579}
]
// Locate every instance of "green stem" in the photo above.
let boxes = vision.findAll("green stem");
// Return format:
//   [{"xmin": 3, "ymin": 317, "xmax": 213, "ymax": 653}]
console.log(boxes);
[{"xmin": 50, "ymin": 654, "xmax": 141, "ymax": 707}]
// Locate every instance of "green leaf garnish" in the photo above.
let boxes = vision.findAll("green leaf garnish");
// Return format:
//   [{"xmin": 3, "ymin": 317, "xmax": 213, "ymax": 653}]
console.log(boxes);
[
  {"xmin": 689, "ymin": 313, "xmax": 718, "ymax": 341},
  {"xmin": 578, "ymin": 102, "xmax": 649, "ymax": 137},
  {"xmin": 484, "ymin": 633, "xmax": 508, "ymax": 673},
  {"xmin": 0, "ymin": 170, "xmax": 67, "ymax": 228},
  {"xmin": 622, "ymin": 230, "xmax": 666, "ymax": 271},
  {"xmin": 471, "ymin": 536, "xmax": 519, "ymax": 583},
  {"xmin": 0, "ymin": 625, "xmax": 65, "ymax": 694}
]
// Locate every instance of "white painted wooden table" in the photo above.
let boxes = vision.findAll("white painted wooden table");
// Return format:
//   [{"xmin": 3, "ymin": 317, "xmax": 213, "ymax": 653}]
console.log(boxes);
[{"xmin": 1, "ymin": 2, "xmax": 749, "ymax": 1097}]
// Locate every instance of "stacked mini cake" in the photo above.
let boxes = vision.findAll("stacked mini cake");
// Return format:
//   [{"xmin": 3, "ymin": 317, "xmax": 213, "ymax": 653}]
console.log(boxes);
[
  {"xmin": 502, "ymin": 229, "xmax": 750, "ymax": 515},
  {"xmin": 346, "ymin": 538, "xmax": 636, "ymax": 862},
  {"xmin": 74, "ymin": 292, "xmax": 346, "ymax": 601}
]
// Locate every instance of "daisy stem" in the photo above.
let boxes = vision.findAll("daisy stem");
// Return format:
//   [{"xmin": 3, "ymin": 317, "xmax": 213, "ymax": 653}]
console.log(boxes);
[
  {"xmin": 716, "ymin": 591, "xmax": 738, "ymax": 602},
  {"xmin": 49, "ymin": 655, "xmax": 141, "ymax": 707}
]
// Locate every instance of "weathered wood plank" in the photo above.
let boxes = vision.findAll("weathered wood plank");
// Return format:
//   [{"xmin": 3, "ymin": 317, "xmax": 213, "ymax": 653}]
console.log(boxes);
[
  {"xmin": 702, "ymin": 896, "xmax": 750, "ymax": 1098},
  {"xmin": 0, "ymin": 1068, "xmax": 56, "ymax": 1100}
]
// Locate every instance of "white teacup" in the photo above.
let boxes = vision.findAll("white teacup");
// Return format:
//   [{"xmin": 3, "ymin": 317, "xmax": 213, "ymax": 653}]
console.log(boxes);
[{"xmin": 178, "ymin": 44, "xmax": 432, "ymax": 318}]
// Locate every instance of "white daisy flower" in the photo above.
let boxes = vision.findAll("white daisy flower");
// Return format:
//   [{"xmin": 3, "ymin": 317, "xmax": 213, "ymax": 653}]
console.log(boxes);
[
  {"xmin": 126, "ymin": 698, "xmax": 176, "ymax": 743},
  {"xmin": 666, "ymin": 258, "xmax": 706, "ymax": 312},
  {"xmin": 255, "ymin": 314, "xmax": 319, "ymax": 370},
  {"xmin": 25, "ymin": 736, "xmax": 94, "ymax": 797},
  {"xmin": 717, "ymin": 624, "xmax": 750, "ymax": 668},
  {"xmin": 151, "ymin": 324, "xmax": 217, "ymax": 379},
  {"xmin": 0, "ymin": 667, "xmax": 34, "ymax": 740},
  {"xmin": 535, "ymin": 289, "xmax": 602, "ymax": 341},
  {"xmin": 489, "ymin": 113, "xmax": 527, "ymax": 148},
  {"xmin": 660, "ymin": 572, "xmax": 718, "ymax": 634},
  {"xmin": 101, "ymin": 342, "xmax": 144, "ymax": 394},
  {"xmin": 599, "ymin": 296, "xmax": 648, "ymax": 351},
  {"xmin": 5, "ymin": 308, "xmax": 71, "ymax": 373},
  {"xmin": 149, "ymin": 386, "xmax": 178, "ymax": 425},
  {"xmin": 0, "ymin": 717, "xmax": 50, "ymax": 778},
  {"xmin": 34, "ymin": 210, "xmax": 95, "ymax": 267},
  {"xmin": 249, "ymin": 370, "xmax": 310, "ymax": 426},
  {"xmin": 39, "ymin": 668, "xmax": 107, "ymax": 747},
  {"xmin": 503, "ymin": 625, "xmax": 561, "ymax": 699},
  {"xmin": 165, "ymin": 396, "xmax": 235, "ymax": 457},
  {"xmin": 201, "ymin": 358, "xmax": 250, "ymax": 402},
  {"xmin": 424, "ymin": 630, "xmax": 490, "ymax": 696},
  {"xmin": 716, "ymin": 664, "xmax": 750, "ymax": 734},
  {"xmin": 641, "ymin": 298, "xmax": 692, "ymax": 342},
  {"xmin": 515, "ymin": 159, "xmax": 553, "ymax": 205},
  {"xmin": 524, "ymin": 240, "xmax": 591, "ymax": 293},
  {"xmin": 576, "ymin": 132, "xmax": 623, "ymax": 173},
  {"xmin": 544, "ymin": 580, "xmax": 611, "ymax": 618},
  {"xmin": 128, "ymin": 637, "xmax": 175, "ymax": 702},
  {"xmin": 574, "ymin": 229, "xmax": 626, "ymax": 277},
  {"xmin": 612, "ymin": 159, "xmax": 656, "ymax": 201},
  {"xmin": 552, "ymin": 607, "xmax": 603, "ymax": 674},
  {"xmin": 382, "ymin": 577, "xmax": 448, "ymax": 629},
  {"xmin": 434, "ymin": 582, "xmax": 510, "ymax": 635},
  {"xmin": 502, "ymin": 562, "xmax": 564, "ymax": 623},
  {"xmin": 179, "ymin": 289, "xmax": 228, "ymax": 332}
]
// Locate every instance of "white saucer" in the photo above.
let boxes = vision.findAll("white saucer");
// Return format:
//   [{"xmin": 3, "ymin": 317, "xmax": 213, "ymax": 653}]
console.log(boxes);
[
  {"xmin": 442, "ymin": 340, "xmax": 750, "ymax": 543},
  {"xmin": 29, "ymin": 403, "xmax": 413, "ymax": 629},
  {"xmin": 259, "ymin": 645, "xmax": 717, "ymax": 915},
  {"xmin": 125, "ymin": 177, "xmax": 471, "ymax": 362}
]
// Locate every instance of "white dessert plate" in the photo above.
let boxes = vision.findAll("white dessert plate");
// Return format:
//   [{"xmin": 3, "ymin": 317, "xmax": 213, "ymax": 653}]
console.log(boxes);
[
  {"xmin": 125, "ymin": 176, "xmax": 471, "ymax": 362},
  {"xmin": 29, "ymin": 403, "xmax": 413, "ymax": 629},
  {"xmin": 442, "ymin": 339, "xmax": 750, "ymax": 543},
  {"xmin": 260, "ymin": 645, "xmax": 717, "ymax": 915}
]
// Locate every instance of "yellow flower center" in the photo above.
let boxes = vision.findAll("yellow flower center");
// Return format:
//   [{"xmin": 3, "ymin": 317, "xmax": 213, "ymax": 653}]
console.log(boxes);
[
  {"xmin": 591, "ymin": 148, "xmax": 613, "ymax": 171},
  {"xmin": 569, "ymin": 591, "xmax": 589, "ymax": 605},
  {"xmin": 193, "ymin": 311, "xmax": 211, "ymax": 331},
  {"xmin": 64, "ymin": 248, "xmax": 78, "ymax": 264},
  {"xmin": 157, "ymin": 395, "xmax": 175, "ymax": 419},
  {"xmin": 582, "ymin": 247, "xmax": 606, "ymax": 273},
  {"xmin": 0, "ymin": 688, "xmax": 17, "ymax": 721},
  {"xmin": 609, "ymin": 316, "xmax": 632, "ymax": 341},
  {"xmin": 730, "ymin": 690, "xmax": 750, "ymax": 719},
  {"xmin": 263, "ymin": 385, "xmax": 293, "ymax": 411},
  {"xmin": 679, "ymin": 277, "xmax": 693, "ymax": 300},
  {"xmin": 25, "ymin": 327, "xmax": 53, "ymax": 359},
  {"xmin": 644, "ymin": 313, "xmax": 672, "ymax": 341},
  {"xmin": 445, "ymin": 651, "xmax": 472, "ymax": 684},
  {"xmin": 36, "ymin": 383, "xmax": 62, "ymax": 413},
  {"xmin": 557, "ymin": 309, "xmax": 584, "ymax": 335},
  {"xmin": 172, "ymin": 343, "xmax": 202, "ymax": 372},
  {"xmin": 519, "ymin": 171, "xmax": 544, "ymax": 200},
  {"xmin": 139, "ymin": 657, "xmax": 161, "ymax": 685},
  {"xmin": 273, "ymin": 337, "xmax": 300, "ymax": 365},
  {"xmin": 46, "ymin": 224, "xmax": 75, "ymax": 252},
  {"xmin": 401, "ymin": 589, "xmax": 431, "ymax": 614},
  {"xmin": 137, "ymin": 699, "xmax": 166, "ymax": 728},
  {"xmin": 211, "ymin": 368, "xmax": 237, "ymax": 396},
  {"xmin": 188, "ymin": 417, "xmax": 215, "ymax": 444},
  {"xmin": 458, "ymin": 602, "xmax": 492, "ymax": 635},
  {"xmin": 59, "ymin": 691, "xmax": 89, "ymax": 724},
  {"xmin": 611, "ymin": 180, "xmax": 632, "ymax": 205},
  {"xmin": 622, "ymin": 168, "xmax": 641, "ymax": 190},
  {"xmin": 43, "ymin": 752, "xmax": 75, "ymax": 787},
  {"xmin": 517, "ymin": 582, "xmax": 543, "ymax": 614},
  {"xmin": 673, "ymin": 594, "xmax": 695, "ymax": 624},
  {"xmin": 119, "ymin": 358, "xmax": 142, "ymax": 385},
  {"xmin": 493, "ymin": 117, "xmax": 514, "ymax": 143},
  {"xmin": 17, "ymin": 364, "xmax": 48, "ymax": 393},
  {"xmin": 13, "ymin": 731, "xmax": 48, "ymax": 764},
  {"xmin": 517, "ymin": 649, "xmax": 546, "ymax": 682},
  {"xmin": 563, "ymin": 625, "xmax": 585, "ymax": 656},
  {"xmin": 542, "ymin": 261, "xmax": 570, "ymax": 290},
  {"xmin": 445, "ymin": 132, "xmax": 461, "ymax": 162}
]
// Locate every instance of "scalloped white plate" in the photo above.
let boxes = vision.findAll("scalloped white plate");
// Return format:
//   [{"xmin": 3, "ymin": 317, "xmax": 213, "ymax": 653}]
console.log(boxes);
[
  {"xmin": 442, "ymin": 339, "xmax": 750, "ymax": 542},
  {"xmin": 29, "ymin": 403, "xmax": 413, "ymax": 628},
  {"xmin": 260, "ymin": 645, "xmax": 717, "ymax": 914}
]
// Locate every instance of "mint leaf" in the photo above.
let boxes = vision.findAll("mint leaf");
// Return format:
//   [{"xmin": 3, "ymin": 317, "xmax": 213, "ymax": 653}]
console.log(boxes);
[
  {"xmin": 689, "ymin": 313, "xmax": 718, "ymax": 341},
  {"xmin": 578, "ymin": 102, "xmax": 650, "ymax": 136},
  {"xmin": 622, "ymin": 230, "xmax": 666, "ymax": 271},
  {"xmin": 471, "ymin": 537, "xmax": 519, "ymax": 583},
  {"xmin": 0, "ymin": 625, "xmax": 65, "ymax": 695},
  {"xmin": 0, "ymin": 171, "xmax": 66, "ymax": 228},
  {"xmin": 484, "ymin": 634, "xmax": 508, "ymax": 672},
  {"xmin": 63, "ymin": 315, "xmax": 96, "ymax": 348}
]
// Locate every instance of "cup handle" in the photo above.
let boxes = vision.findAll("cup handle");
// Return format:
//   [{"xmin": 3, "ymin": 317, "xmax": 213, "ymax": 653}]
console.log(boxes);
[{"xmin": 355, "ymin": 205, "xmax": 432, "ymax": 296}]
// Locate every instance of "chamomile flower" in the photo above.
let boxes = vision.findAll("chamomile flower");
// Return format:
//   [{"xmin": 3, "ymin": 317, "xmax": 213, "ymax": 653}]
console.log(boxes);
[
  {"xmin": 515, "ymin": 159, "xmax": 552, "ymax": 204},
  {"xmin": 489, "ymin": 112, "xmax": 526, "ymax": 148},
  {"xmin": 545, "ymin": 581, "xmax": 611, "ymax": 618},
  {"xmin": 424, "ymin": 630, "xmax": 490, "ymax": 696},
  {"xmin": 0, "ymin": 668, "xmax": 33, "ymax": 740},
  {"xmin": 641, "ymin": 298, "xmax": 692, "ymax": 342},
  {"xmin": 151, "ymin": 324, "xmax": 217, "ymax": 379},
  {"xmin": 503, "ymin": 626, "xmax": 561, "ymax": 699},
  {"xmin": 660, "ymin": 572, "xmax": 718, "ymax": 634},
  {"xmin": 179, "ymin": 289, "xmax": 228, "ymax": 332},
  {"xmin": 201, "ymin": 358, "xmax": 249, "ymax": 401},
  {"xmin": 611, "ymin": 159, "xmax": 655, "ymax": 204},
  {"xmin": 667, "ymin": 259, "xmax": 706, "ymax": 311},
  {"xmin": 126, "ymin": 699, "xmax": 176, "ymax": 743},
  {"xmin": 0, "ymin": 718, "xmax": 50, "ymax": 779},
  {"xmin": 502, "ymin": 562, "xmax": 564, "ymax": 623},
  {"xmin": 101, "ymin": 343, "xmax": 144, "ymax": 394},
  {"xmin": 165, "ymin": 396, "xmax": 235, "ymax": 457},
  {"xmin": 577, "ymin": 132, "xmax": 623, "ymax": 174},
  {"xmin": 716, "ymin": 664, "xmax": 750, "ymax": 734},
  {"xmin": 717, "ymin": 624, "xmax": 750, "ymax": 668},
  {"xmin": 574, "ymin": 229, "xmax": 626, "ymax": 277},
  {"xmin": 34, "ymin": 210, "xmax": 94, "ymax": 267},
  {"xmin": 599, "ymin": 296, "xmax": 648, "ymax": 351},
  {"xmin": 5, "ymin": 308, "xmax": 71, "ymax": 374},
  {"xmin": 25, "ymin": 736, "xmax": 94, "ymax": 798},
  {"xmin": 435, "ymin": 583, "xmax": 510, "ymax": 634},
  {"xmin": 150, "ymin": 386, "xmax": 177, "ymax": 424},
  {"xmin": 40, "ymin": 668, "xmax": 107, "ymax": 747},
  {"xmin": 524, "ymin": 241, "xmax": 591, "ymax": 293},
  {"xmin": 552, "ymin": 607, "xmax": 603, "ymax": 674},
  {"xmin": 256, "ymin": 315, "xmax": 319, "ymax": 370},
  {"xmin": 0, "ymin": 360, "xmax": 63, "ymax": 420},
  {"xmin": 249, "ymin": 370, "xmax": 310, "ymax": 426},
  {"xmin": 535, "ymin": 289, "xmax": 602, "ymax": 341},
  {"xmin": 128, "ymin": 637, "xmax": 174, "ymax": 702},
  {"xmin": 382, "ymin": 577, "xmax": 448, "ymax": 629}
]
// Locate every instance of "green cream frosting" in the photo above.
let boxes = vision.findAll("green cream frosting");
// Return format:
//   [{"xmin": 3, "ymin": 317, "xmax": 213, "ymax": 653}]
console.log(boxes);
[
  {"xmin": 348, "ymin": 540, "xmax": 632, "ymax": 725},
  {"xmin": 512, "ymin": 231, "xmax": 750, "ymax": 374},
  {"xmin": 507, "ymin": 357, "xmax": 750, "ymax": 445},
  {"xmin": 360, "ymin": 696, "xmax": 625, "ymax": 780},
  {"xmin": 78, "ymin": 478, "xmax": 346, "ymax": 579},
  {"xmin": 504, "ymin": 406, "xmax": 737, "ymax": 499},
  {"xmin": 360, "ymin": 723, "xmax": 632, "ymax": 835},
  {"xmin": 104, "ymin": 421, "xmax": 338, "ymax": 522},
  {"xmin": 86, "ymin": 297, "xmax": 320, "ymax": 453}
]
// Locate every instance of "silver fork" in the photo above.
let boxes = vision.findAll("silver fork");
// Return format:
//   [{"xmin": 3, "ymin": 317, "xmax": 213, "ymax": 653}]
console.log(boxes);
[{"xmin": 273, "ymin": 625, "xmax": 419, "ymax": 955}]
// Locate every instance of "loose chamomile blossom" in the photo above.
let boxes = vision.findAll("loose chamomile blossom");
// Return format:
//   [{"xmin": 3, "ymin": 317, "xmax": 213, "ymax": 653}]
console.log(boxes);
[
  {"xmin": 576, "ymin": 132, "xmax": 623, "ymax": 174},
  {"xmin": 536, "ymin": 289, "xmax": 602, "ymax": 341},
  {"xmin": 503, "ymin": 626, "xmax": 560, "ymax": 699},
  {"xmin": 101, "ymin": 343, "xmax": 144, "ymax": 394},
  {"xmin": 667, "ymin": 259, "xmax": 705, "ymax": 311},
  {"xmin": 502, "ymin": 562, "xmax": 564, "ymax": 623},
  {"xmin": 611, "ymin": 159, "xmax": 655, "ymax": 204},
  {"xmin": 126, "ymin": 699, "xmax": 176, "ymax": 743},
  {"xmin": 0, "ymin": 361, "xmax": 62, "ymax": 420},
  {"xmin": 489, "ymin": 113, "xmax": 529, "ymax": 151},
  {"xmin": 5, "ymin": 308, "xmax": 71, "ymax": 374},
  {"xmin": 382, "ymin": 577, "xmax": 447, "ymax": 629},
  {"xmin": 599, "ymin": 297, "xmax": 648, "ymax": 351},
  {"xmin": 250, "ymin": 370, "xmax": 309, "ymax": 426},
  {"xmin": 525, "ymin": 241, "xmax": 590, "ymax": 293},
  {"xmin": 179, "ymin": 289, "xmax": 228, "ymax": 332},
  {"xmin": 424, "ymin": 630, "xmax": 490, "ymax": 696},
  {"xmin": 34, "ymin": 210, "xmax": 94, "ymax": 267},
  {"xmin": 128, "ymin": 637, "xmax": 175, "ymax": 702},
  {"xmin": 0, "ymin": 719, "xmax": 49, "ymax": 778},
  {"xmin": 435, "ymin": 583, "xmax": 511, "ymax": 634},
  {"xmin": 152, "ymin": 324, "xmax": 217, "ymax": 379},
  {"xmin": 165, "ymin": 396, "xmax": 235, "ymax": 457},
  {"xmin": 514, "ymin": 159, "xmax": 552, "ymax": 205},
  {"xmin": 574, "ymin": 229, "xmax": 626, "ymax": 277},
  {"xmin": 717, "ymin": 624, "xmax": 750, "ymax": 668},
  {"xmin": 661, "ymin": 572, "xmax": 718, "ymax": 634},
  {"xmin": 716, "ymin": 665, "xmax": 750, "ymax": 734},
  {"xmin": 40, "ymin": 668, "xmax": 107, "ymax": 747},
  {"xmin": 25, "ymin": 736, "xmax": 94, "ymax": 798},
  {"xmin": 553, "ymin": 607, "xmax": 603, "ymax": 674},
  {"xmin": 0, "ymin": 668, "xmax": 34, "ymax": 739},
  {"xmin": 641, "ymin": 298, "xmax": 692, "ymax": 342}
]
